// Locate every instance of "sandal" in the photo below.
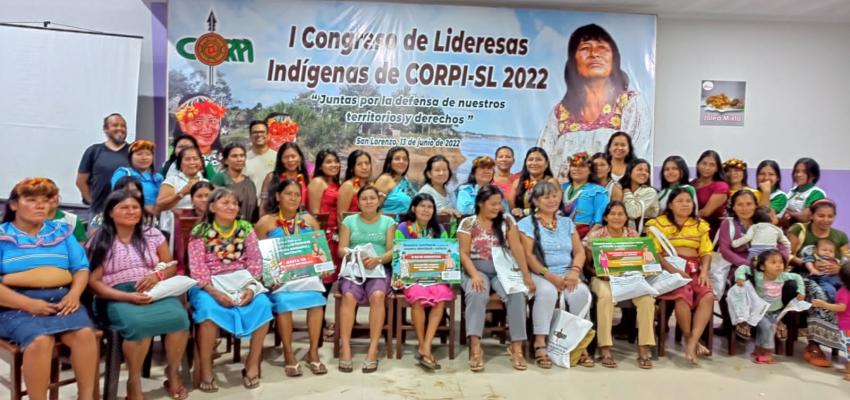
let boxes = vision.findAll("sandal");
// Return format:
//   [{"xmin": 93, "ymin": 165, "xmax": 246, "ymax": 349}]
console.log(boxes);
[
  {"xmin": 361, "ymin": 359, "xmax": 379, "ymax": 374},
  {"xmin": 775, "ymin": 321, "xmax": 788, "ymax": 341},
  {"xmin": 324, "ymin": 323, "xmax": 336, "ymax": 339},
  {"xmin": 197, "ymin": 378, "xmax": 218, "ymax": 393},
  {"xmin": 578, "ymin": 351, "xmax": 595, "ymax": 368},
  {"xmin": 468, "ymin": 345, "xmax": 484, "ymax": 372},
  {"xmin": 306, "ymin": 361, "xmax": 328, "ymax": 375},
  {"xmin": 735, "ymin": 323, "xmax": 752, "ymax": 339},
  {"xmin": 241, "ymin": 368, "xmax": 261, "ymax": 390},
  {"xmin": 804, "ymin": 345, "xmax": 832, "ymax": 368},
  {"xmin": 415, "ymin": 353, "xmax": 440, "ymax": 371},
  {"xmin": 506, "ymin": 345, "xmax": 527, "ymax": 371},
  {"xmin": 752, "ymin": 353, "xmax": 776, "ymax": 364},
  {"xmin": 162, "ymin": 381, "xmax": 188, "ymax": 400},
  {"xmin": 637, "ymin": 356, "xmax": 653, "ymax": 369},
  {"xmin": 598, "ymin": 353, "xmax": 618, "ymax": 368},
  {"xmin": 284, "ymin": 363, "xmax": 303, "ymax": 377},
  {"xmin": 338, "ymin": 359, "xmax": 354, "ymax": 373},
  {"xmin": 533, "ymin": 346, "xmax": 552, "ymax": 369}
]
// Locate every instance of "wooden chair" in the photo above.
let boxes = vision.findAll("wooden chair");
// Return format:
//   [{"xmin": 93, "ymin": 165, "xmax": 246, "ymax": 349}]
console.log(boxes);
[
  {"xmin": 392, "ymin": 289, "xmax": 457, "ymax": 360},
  {"xmin": 333, "ymin": 291, "xmax": 395, "ymax": 358},
  {"xmin": 1, "ymin": 332, "xmax": 102, "ymax": 400},
  {"xmin": 656, "ymin": 299, "xmax": 713, "ymax": 357},
  {"xmin": 459, "ymin": 293, "xmax": 509, "ymax": 345}
]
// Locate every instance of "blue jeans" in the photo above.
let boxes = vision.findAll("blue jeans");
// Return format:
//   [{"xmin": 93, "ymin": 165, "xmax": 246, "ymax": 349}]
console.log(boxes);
[{"xmin": 810, "ymin": 274, "xmax": 842, "ymax": 302}]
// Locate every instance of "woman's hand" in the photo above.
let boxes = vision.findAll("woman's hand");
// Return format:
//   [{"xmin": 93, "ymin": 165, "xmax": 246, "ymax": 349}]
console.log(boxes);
[
  {"xmin": 811, "ymin": 299, "xmax": 827, "ymax": 308},
  {"xmin": 816, "ymin": 259, "xmax": 840, "ymax": 275},
  {"xmin": 56, "ymin": 293, "xmax": 81, "ymax": 315},
  {"xmin": 796, "ymin": 293, "xmax": 806, "ymax": 301},
  {"xmin": 362, "ymin": 256, "xmax": 381, "ymax": 269},
  {"xmin": 523, "ymin": 274, "xmax": 536, "ymax": 295},
  {"xmin": 758, "ymin": 180, "xmax": 772, "ymax": 194},
  {"xmin": 545, "ymin": 272, "xmax": 565, "ymax": 291},
  {"xmin": 470, "ymin": 272, "xmax": 486, "ymax": 293},
  {"xmin": 135, "ymin": 273, "xmax": 160, "ymax": 293},
  {"xmin": 125, "ymin": 292, "xmax": 154, "ymax": 305},
  {"xmin": 209, "ymin": 288, "xmax": 235, "ymax": 307},
  {"xmin": 24, "ymin": 298, "xmax": 58, "ymax": 316},
  {"xmin": 564, "ymin": 270, "xmax": 580, "ymax": 292},
  {"xmin": 239, "ymin": 289, "xmax": 255, "ymax": 306},
  {"xmin": 697, "ymin": 271, "xmax": 711, "ymax": 287}
]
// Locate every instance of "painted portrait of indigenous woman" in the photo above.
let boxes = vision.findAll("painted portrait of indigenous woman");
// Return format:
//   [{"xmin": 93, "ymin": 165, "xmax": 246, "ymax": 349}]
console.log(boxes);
[
  {"xmin": 265, "ymin": 112, "xmax": 299, "ymax": 152},
  {"xmin": 173, "ymin": 93, "xmax": 226, "ymax": 171},
  {"xmin": 538, "ymin": 24, "xmax": 652, "ymax": 181}
]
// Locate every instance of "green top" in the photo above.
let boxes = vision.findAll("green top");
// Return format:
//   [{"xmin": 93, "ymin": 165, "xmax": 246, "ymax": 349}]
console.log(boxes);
[
  {"xmin": 657, "ymin": 184, "xmax": 698, "ymax": 211},
  {"xmin": 787, "ymin": 222, "xmax": 849, "ymax": 258},
  {"xmin": 734, "ymin": 265, "xmax": 804, "ymax": 312},
  {"xmin": 343, "ymin": 214, "xmax": 395, "ymax": 255},
  {"xmin": 789, "ymin": 183, "xmax": 826, "ymax": 209},
  {"xmin": 54, "ymin": 209, "xmax": 87, "ymax": 242},
  {"xmin": 769, "ymin": 189, "xmax": 789, "ymax": 216}
]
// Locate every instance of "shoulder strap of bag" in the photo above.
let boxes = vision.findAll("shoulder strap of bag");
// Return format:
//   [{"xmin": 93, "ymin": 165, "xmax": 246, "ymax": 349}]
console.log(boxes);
[
  {"xmin": 557, "ymin": 286, "xmax": 593, "ymax": 319},
  {"xmin": 711, "ymin": 217, "xmax": 733, "ymax": 247},
  {"xmin": 647, "ymin": 225, "xmax": 678, "ymax": 258}
]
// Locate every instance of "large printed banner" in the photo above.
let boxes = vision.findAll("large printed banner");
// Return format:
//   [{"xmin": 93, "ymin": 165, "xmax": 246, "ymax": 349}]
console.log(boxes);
[{"xmin": 167, "ymin": 0, "xmax": 656, "ymax": 181}]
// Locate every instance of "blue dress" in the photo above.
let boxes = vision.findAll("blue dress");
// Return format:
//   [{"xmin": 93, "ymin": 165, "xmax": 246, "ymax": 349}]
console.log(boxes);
[
  {"xmin": 517, "ymin": 215, "xmax": 576, "ymax": 275},
  {"xmin": 266, "ymin": 224, "xmax": 327, "ymax": 313},
  {"xmin": 0, "ymin": 221, "xmax": 93, "ymax": 348},
  {"xmin": 382, "ymin": 177, "xmax": 415, "ymax": 214},
  {"xmin": 111, "ymin": 167, "xmax": 164, "ymax": 206}
]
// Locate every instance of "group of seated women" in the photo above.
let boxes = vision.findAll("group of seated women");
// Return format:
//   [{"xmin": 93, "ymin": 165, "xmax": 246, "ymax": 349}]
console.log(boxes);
[{"xmin": 2, "ymin": 131, "xmax": 848, "ymax": 400}]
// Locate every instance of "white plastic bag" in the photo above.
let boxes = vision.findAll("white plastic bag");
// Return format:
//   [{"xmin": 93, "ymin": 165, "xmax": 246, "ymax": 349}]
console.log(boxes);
[
  {"xmin": 709, "ymin": 218, "xmax": 734, "ymax": 297},
  {"xmin": 547, "ymin": 290, "xmax": 593, "ymax": 368},
  {"xmin": 609, "ymin": 271, "xmax": 659, "ymax": 303},
  {"xmin": 726, "ymin": 281, "xmax": 769, "ymax": 326},
  {"xmin": 339, "ymin": 244, "xmax": 386, "ymax": 285},
  {"xmin": 646, "ymin": 271, "xmax": 691, "ymax": 295},
  {"xmin": 145, "ymin": 275, "xmax": 197, "ymax": 301},
  {"xmin": 274, "ymin": 276, "xmax": 326, "ymax": 293},
  {"xmin": 491, "ymin": 246, "xmax": 528, "ymax": 295},
  {"xmin": 211, "ymin": 270, "xmax": 268, "ymax": 304}
]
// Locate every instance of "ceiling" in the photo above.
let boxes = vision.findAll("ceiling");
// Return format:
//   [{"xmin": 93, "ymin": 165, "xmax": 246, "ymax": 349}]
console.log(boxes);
[{"xmin": 362, "ymin": 0, "xmax": 850, "ymax": 23}]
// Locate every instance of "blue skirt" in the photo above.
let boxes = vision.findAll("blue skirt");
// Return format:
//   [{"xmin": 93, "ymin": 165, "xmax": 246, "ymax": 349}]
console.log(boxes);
[
  {"xmin": 0, "ymin": 287, "xmax": 93, "ymax": 349},
  {"xmin": 188, "ymin": 287, "xmax": 273, "ymax": 338},
  {"xmin": 268, "ymin": 290, "xmax": 326, "ymax": 314}
]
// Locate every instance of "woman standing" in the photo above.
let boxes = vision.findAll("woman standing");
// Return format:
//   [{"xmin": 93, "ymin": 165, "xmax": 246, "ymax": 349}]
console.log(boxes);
[
  {"xmin": 509, "ymin": 147, "xmax": 560, "ymax": 218},
  {"xmin": 561, "ymin": 152, "xmax": 609, "ymax": 238},
  {"xmin": 374, "ymin": 147, "xmax": 416, "ymax": 214},
  {"xmin": 646, "ymin": 187, "xmax": 715, "ymax": 364},
  {"xmin": 392, "ymin": 193, "xmax": 454, "ymax": 370},
  {"xmin": 691, "ymin": 150, "xmax": 729, "ymax": 238},
  {"xmin": 87, "ymin": 190, "xmax": 190, "ymax": 399},
  {"xmin": 337, "ymin": 186, "xmax": 396, "ymax": 373},
  {"xmin": 261, "ymin": 142, "xmax": 309, "ymax": 215},
  {"xmin": 723, "ymin": 158, "xmax": 761, "ymax": 205},
  {"xmin": 604, "ymin": 132, "xmax": 635, "ymax": 182},
  {"xmin": 784, "ymin": 158, "xmax": 826, "ymax": 225},
  {"xmin": 307, "ymin": 149, "xmax": 343, "ymax": 287},
  {"xmin": 618, "ymin": 158, "xmax": 659, "ymax": 233},
  {"xmin": 418, "ymin": 155, "xmax": 462, "ymax": 218},
  {"xmin": 583, "ymin": 201, "xmax": 655, "ymax": 368},
  {"xmin": 517, "ymin": 181, "xmax": 591, "ymax": 369},
  {"xmin": 458, "ymin": 185, "xmax": 534, "ymax": 372},
  {"xmin": 0, "ymin": 178, "xmax": 99, "ymax": 400},
  {"xmin": 210, "ymin": 143, "xmax": 258, "ymax": 221},
  {"xmin": 188, "ymin": 188, "xmax": 272, "ymax": 391},
  {"xmin": 589, "ymin": 152, "xmax": 620, "ymax": 198},
  {"xmin": 456, "ymin": 156, "xmax": 496, "ymax": 216},
  {"xmin": 255, "ymin": 180, "xmax": 328, "ymax": 377},
  {"xmin": 492, "ymin": 146, "xmax": 518, "ymax": 197},
  {"xmin": 156, "ymin": 147, "xmax": 208, "ymax": 237},
  {"xmin": 657, "ymin": 155, "xmax": 697, "ymax": 212},
  {"xmin": 337, "ymin": 150, "xmax": 372, "ymax": 223},
  {"xmin": 755, "ymin": 160, "xmax": 788, "ymax": 221},
  {"xmin": 111, "ymin": 139, "xmax": 164, "ymax": 214}
]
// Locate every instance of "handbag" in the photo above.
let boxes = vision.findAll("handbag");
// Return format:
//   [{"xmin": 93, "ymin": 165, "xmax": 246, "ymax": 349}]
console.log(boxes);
[
  {"xmin": 547, "ymin": 289, "xmax": 594, "ymax": 368},
  {"xmin": 491, "ymin": 246, "xmax": 528, "ymax": 295},
  {"xmin": 709, "ymin": 218, "xmax": 735, "ymax": 298},
  {"xmin": 609, "ymin": 271, "xmax": 660, "ymax": 303},
  {"xmin": 645, "ymin": 225, "xmax": 691, "ymax": 294},
  {"xmin": 339, "ymin": 244, "xmax": 386, "ymax": 285},
  {"xmin": 211, "ymin": 270, "xmax": 268, "ymax": 304},
  {"xmin": 145, "ymin": 275, "xmax": 197, "ymax": 301}
]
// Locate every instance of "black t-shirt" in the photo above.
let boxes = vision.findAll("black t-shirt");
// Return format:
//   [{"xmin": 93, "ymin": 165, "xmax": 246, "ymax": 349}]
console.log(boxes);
[{"xmin": 77, "ymin": 142, "xmax": 129, "ymax": 213}]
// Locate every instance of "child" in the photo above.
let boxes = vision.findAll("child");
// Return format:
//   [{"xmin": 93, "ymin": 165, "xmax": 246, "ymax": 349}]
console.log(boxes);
[
  {"xmin": 731, "ymin": 207, "xmax": 791, "ymax": 261},
  {"xmin": 810, "ymin": 264, "xmax": 850, "ymax": 381},
  {"xmin": 804, "ymin": 238, "xmax": 843, "ymax": 302},
  {"xmin": 735, "ymin": 249, "xmax": 805, "ymax": 364}
]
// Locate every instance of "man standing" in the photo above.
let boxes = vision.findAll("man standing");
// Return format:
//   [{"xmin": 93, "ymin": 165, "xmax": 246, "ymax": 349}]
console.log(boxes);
[
  {"xmin": 244, "ymin": 120, "xmax": 277, "ymax": 199},
  {"xmin": 76, "ymin": 113, "xmax": 130, "ymax": 216}
]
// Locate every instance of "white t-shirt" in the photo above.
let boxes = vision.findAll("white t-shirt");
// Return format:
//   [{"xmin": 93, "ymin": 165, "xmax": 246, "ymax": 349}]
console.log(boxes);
[
  {"xmin": 418, "ymin": 183, "xmax": 456, "ymax": 213},
  {"xmin": 245, "ymin": 148, "xmax": 277, "ymax": 198}
]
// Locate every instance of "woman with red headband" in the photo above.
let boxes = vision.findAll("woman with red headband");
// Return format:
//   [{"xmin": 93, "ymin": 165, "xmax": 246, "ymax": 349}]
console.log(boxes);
[
  {"xmin": 173, "ymin": 94, "xmax": 226, "ymax": 174},
  {"xmin": 111, "ymin": 139, "xmax": 164, "ymax": 214}
]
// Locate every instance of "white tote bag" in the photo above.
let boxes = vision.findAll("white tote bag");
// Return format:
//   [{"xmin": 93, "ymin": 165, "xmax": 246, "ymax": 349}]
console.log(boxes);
[
  {"xmin": 709, "ymin": 218, "xmax": 734, "ymax": 298},
  {"xmin": 211, "ymin": 270, "xmax": 268, "ymax": 304},
  {"xmin": 609, "ymin": 271, "xmax": 660, "ymax": 303},
  {"xmin": 491, "ymin": 246, "xmax": 528, "ymax": 295},
  {"xmin": 726, "ymin": 281, "xmax": 769, "ymax": 326},
  {"xmin": 645, "ymin": 226, "xmax": 691, "ymax": 294},
  {"xmin": 145, "ymin": 275, "xmax": 198, "ymax": 301},
  {"xmin": 547, "ymin": 290, "xmax": 594, "ymax": 368},
  {"xmin": 339, "ymin": 244, "xmax": 386, "ymax": 285}
]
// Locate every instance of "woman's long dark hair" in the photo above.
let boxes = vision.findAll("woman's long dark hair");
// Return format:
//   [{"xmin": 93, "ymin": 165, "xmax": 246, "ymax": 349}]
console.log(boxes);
[
  {"xmin": 618, "ymin": 158, "xmax": 653, "ymax": 193},
  {"xmin": 86, "ymin": 190, "xmax": 153, "ymax": 269},
  {"xmin": 113, "ymin": 176, "xmax": 145, "ymax": 205},
  {"xmin": 588, "ymin": 152, "xmax": 611, "ymax": 185},
  {"xmin": 268, "ymin": 178, "xmax": 302, "ymax": 214},
  {"xmin": 728, "ymin": 189, "xmax": 758, "ymax": 221},
  {"xmin": 663, "ymin": 186, "xmax": 699, "ymax": 229},
  {"xmin": 176, "ymin": 147, "xmax": 207, "ymax": 178},
  {"xmin": 601, "ymin": 200, "xmax": 627, "ymax": 226},
  {"xmin": 696, "ymin": 150, "xmax": 725, "ymax": 182},
  {"xmin": 381, "ymin": 146, "xmax": 410, "ymax": 177},
  {"xmin": 161, "ymin": 134, "xmax": 200, "ymax": 177},
  {"xmin": 660, "ymin": 155, "xmax": 690, "ymax": 189},
  {"xmin": 473, "ymin": 185, "xmax": 507, "ymax": 248},
  {"xmin": 312, "ymin": 149, "xmax": 340, "ymax": 183},
  {"xmin": 560, "ymin": 24, "xmax": 629, "ymax": 118},
  {"xmin": 605, "ymin": 132, "xmax": 635, "ymax": 164},
  {"xmin": 344, "ymin": 149, "xmax": 372, "ymax": 182},
  {"xmin": 267, "ymin": 142, "xmax": 308, "ymax": 206},
  {"xmin": 793, "ymin": 157, "xmax": 821, "ymax": 185},
  {"xmin": 219, "ymin": 143, "xmax": 246, "ymax": 170},
  {"xmin": 514, "ymin": 147, "xmax": 554, "ymax": 209},
  {"xmin": 400, "ymin": 193, "xmax": 443, "ymax": 238},
  {"xmin": 423, "ymin": 155, "xmax": 453, "ymax": 188},
  {"xmin": 527, "ymin": 180, "xmax": 563, "ymax": 267},
  {"xmin": 756, "ymin": 160, "xmax": 782, "ymax": 192}
]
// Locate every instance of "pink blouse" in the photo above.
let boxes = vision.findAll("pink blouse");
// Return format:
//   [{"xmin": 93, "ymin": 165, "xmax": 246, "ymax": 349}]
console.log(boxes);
[
  {"xmin": 101, "ymin": 228, "xmax": 165, "ymax": 287},
  {"xmin": 188, "ymin": 231, "xmax": 262, "ymax": 287}
]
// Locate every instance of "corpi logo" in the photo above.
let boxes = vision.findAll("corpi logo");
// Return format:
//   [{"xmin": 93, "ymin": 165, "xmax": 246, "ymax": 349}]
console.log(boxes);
[{"xmin": 176, "ymin": 10, "xmax": 254, "ymax": 65}]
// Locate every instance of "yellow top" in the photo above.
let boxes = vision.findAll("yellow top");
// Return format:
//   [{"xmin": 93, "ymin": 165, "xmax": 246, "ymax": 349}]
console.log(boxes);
[{"xmin": 645, "ymin": 215, "xmax": 713, "ymax": 257}]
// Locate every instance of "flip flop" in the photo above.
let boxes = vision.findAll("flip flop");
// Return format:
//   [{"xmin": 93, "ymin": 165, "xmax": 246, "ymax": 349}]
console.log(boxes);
[
  {"xmin": 241, "ymin": 368, "xmax": 261, "ymax": 390},
  {"xmin": 637, "ymin": 356, "xmax": 653, "ymax": 369},
  {"xmin": 468, "ymin": 345, "xmax": 484, "ymax": 372},
  {"xmin": 197, "ymin": 378, "xmax": 218, "ymax": 393},
  {"xmin": 362, "ymin": 359, "xmax": 379, "ymax": 373},
  {"xmin": 533, "ymin": 346, "xmax": 552, "ymax": 369},
  {"xmin": 598, "ymin": 353, "xmax": 618, "ymax": 368},
  {"xmin": 284, "ymin": 363, "xmax": 303, "ymax": 377},
  {"xmin": 306, "ymin": 361, "xmax": 328, "ymax": 375},
  {"xmin": 162, "ymin": 381, "xmax": 188, "ymax": 400},
  {"xmin": 415, "ymin": 353, "xmax": 439, "ymax": 371},
  {"xmin": 338, "ymin": 359, "xmax": 354, "ymax": 373},
  {"xmin": 506, "ymin": 345, "xmax": 527, "ymax": 371}
]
